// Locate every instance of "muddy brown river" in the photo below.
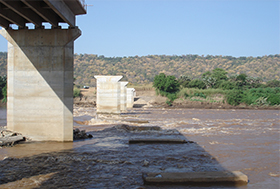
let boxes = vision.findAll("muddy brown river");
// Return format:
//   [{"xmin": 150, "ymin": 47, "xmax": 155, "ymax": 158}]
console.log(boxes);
[{"xmin": 0, "ymin": 106, "xmax": 279, "ymax": 189}]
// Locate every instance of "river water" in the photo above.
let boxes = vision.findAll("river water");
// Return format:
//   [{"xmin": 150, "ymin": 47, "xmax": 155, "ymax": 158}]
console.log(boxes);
[{"xmin": 0, "ymin": 106, "xmax": 279, "ymax": 189}]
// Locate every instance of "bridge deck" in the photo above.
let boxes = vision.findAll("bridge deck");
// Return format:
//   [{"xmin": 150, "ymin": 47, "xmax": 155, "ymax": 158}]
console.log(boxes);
[{"xmin": 0, "ymin": 0, "xmax": 86, "ymax": 29}]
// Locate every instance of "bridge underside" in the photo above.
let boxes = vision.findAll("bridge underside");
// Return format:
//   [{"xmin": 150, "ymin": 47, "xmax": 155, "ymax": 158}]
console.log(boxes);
[
  {"xmin": 0, "ymin": 0, "xmax": 86, "ymax": 141},
  {"xmin": 0, "ymin": 0, "xmax": 86, "ymax": 29}
]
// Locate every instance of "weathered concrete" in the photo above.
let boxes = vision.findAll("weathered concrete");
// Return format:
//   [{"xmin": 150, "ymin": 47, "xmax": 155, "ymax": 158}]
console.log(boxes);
[
  {"xmin": 143, "ymin": 171, "xmax": 248, "ymax": 185},
  {"xmin": 120, "ymin": 81, "xmax": 128, "ymax": 112},
  {"xmin": 0, "ymin": 27, "xmax": 81, "ymax": 141},
  {"xmin": 127, "ymin": 88, "xmax": 135, "ymax": 109},
  {"xmin": 94, "ymin": 75, "xmax": 123, "ymax": 114}
]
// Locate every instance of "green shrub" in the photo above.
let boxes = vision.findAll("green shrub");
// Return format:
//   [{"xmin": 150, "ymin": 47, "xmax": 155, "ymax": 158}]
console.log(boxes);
[
  {"xmin": 242, "ymin": 87, "xmax": 280, "ymax": 105},
  {"xmin": 188, "ymin": 79, "xmax": 206, "ymax": 89},
  {"xmin": 178, "ymin": 75, "xmax": 192, "ymax": 88},
  {"xmin": 183, "ymin": 92, "xmax": 189, "ymax": 99},
  {"xmin": 226, "ymin": 90, "xmax": 244, "ymax": 105},
  {"xmin": 219, "ymin": 80, "xmax": 236, "ymax": 90},
  {"xmin": 153, "ymin": 73, "xmax": 180, "ymax": 105},
  {"xmin": 0, "ymin": 75, "xmax": 6, "ymax": 100},
  {"xmin": 194, "ymin": 92, "xmax": 206, "ymax": 99},
  {"xmin": 73, "ymin": 87, "xmax": 81, "ymax": 98},
  {"xmin": 266, "ymin": 80, "xmax": 280, "ymax": 88},
  {"xmin": 267, "ymin": 94, "xmax": 280, "ymax": 105},
  {"xmin": 1, "ymin": 85, "xmax": 7, "ymax": 103},
  {"xmin": 153, "ymin": 73, "xmax": 180, "ymax": 93}
]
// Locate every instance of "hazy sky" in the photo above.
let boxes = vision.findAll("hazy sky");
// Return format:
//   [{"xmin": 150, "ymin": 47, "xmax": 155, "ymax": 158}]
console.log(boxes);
[{"xmin": 0, "ymin": 0, "xmax": 279, "ymax": 57}]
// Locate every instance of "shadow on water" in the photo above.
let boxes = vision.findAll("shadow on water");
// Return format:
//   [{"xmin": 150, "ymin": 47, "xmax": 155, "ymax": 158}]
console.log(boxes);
[{"xmin": 0, "ymin": 124, "xmax": 243, "ymax": 189}]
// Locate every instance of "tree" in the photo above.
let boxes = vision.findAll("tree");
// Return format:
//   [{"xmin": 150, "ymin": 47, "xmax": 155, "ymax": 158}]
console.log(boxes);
[
  {"xmin": 202, "ymin": 68, "xmax": 228, "ymax": 88},
  {"xmin": 235, "ymin": 73, "xmax": 248, "ymax": 89},
  {"xmin": 266, "ymin": 79, "xmax": 280, "ymax": 88},
  {"xmin": 219, "ymin": 80, "xmax": 235, "ymax": 90},
  {"xmin": 188, "ymin": 79, "xmax": 206, "ymax": 89},
  {"xmin": 0, "ymin": 75, "xmax": 7, "ymax": 100},
  {"xmin": 178, "ymin": 75, "xmax": 192, "ymax": 88},
  {"xmin": 153, "ymin": 73, "xmax": 167, "ymax": 92},
  {"xmin": 153, "ymin": 73, "xmax": 180, "ymax": 105}
]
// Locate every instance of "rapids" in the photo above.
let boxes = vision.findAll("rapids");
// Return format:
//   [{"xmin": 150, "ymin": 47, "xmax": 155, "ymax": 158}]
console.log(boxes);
[{"xmin": 0, "ymin": 106, "xmax": 279, "ymax": 188}]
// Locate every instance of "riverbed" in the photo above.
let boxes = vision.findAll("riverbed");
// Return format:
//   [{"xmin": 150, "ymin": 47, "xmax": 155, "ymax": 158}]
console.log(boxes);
[{"xmin": 0, "ymin": 106, "xmax": 279, "ymax": 189}]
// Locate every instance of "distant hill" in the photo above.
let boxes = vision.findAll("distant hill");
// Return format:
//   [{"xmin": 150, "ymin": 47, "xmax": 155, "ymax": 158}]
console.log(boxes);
[
  {"xmin": 73, "ymin": 54, "xmax": 280, "ymax": 86},
  {"xmin": 0, "ymin": 52, "xmax": 279, "ymax": 86}
]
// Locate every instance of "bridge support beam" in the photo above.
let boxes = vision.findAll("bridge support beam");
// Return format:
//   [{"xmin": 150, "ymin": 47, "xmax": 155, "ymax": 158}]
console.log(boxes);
[{"xmin": 0, "ymin": 27, "xmax": 81, "ymax": 141}]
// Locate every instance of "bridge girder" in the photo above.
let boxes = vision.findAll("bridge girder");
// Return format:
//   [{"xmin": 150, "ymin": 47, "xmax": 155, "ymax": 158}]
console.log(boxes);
[{"xmin": 0, "ymin": 0, "xmax": 86, "ymax": 29}]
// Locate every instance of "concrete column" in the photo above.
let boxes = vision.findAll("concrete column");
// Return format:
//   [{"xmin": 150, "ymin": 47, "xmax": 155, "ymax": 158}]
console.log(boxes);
[
  {"xmin": 120, "ymin": 82, "xmax": 128, "ymax": 112},
  {"xmin": 94, "ymin": 75, "xmax": 123, "ymax": 114},
  {"xmin": 0, "ymin": 27, "xmax": 81, "ymax": 141},
  {"xmin": 127, "ymin": 88, "xmax": 135, "ymax": 109}
]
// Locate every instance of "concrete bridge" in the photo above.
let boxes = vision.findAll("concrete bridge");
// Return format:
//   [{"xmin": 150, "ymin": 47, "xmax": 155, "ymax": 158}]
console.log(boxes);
[{"xmin": 0, "ymin": 0, "xmax": 86, "ymax": 141}]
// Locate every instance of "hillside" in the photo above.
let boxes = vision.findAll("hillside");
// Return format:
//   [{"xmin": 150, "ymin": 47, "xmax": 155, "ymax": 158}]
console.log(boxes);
[
  {"xmin": 0, "ymin": 52, "xmax": 279, "ymax": 86},
  {"xmin": 73, "ymin": 54, "xmax": 280, "ymax": 86}
]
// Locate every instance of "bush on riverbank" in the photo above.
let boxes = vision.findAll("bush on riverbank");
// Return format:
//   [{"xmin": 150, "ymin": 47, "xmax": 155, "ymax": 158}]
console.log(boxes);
[
  {"xmin": 153, "ymin": 73, "xmax": 180, "ymax": 105},
  {"xmin": 73, "ymin": 86, "xmax": 81, "ymax": 98},
  {"xmin": 0, "ymin": 76, "xmax": 7, "ymax": 103},
  {"xmin": 156, "ymin": 68, "xmax": 280, "ymax": 107},
  {"xmin": 176, "ymin": 87, "xmax": 280, "ymax": 106}
]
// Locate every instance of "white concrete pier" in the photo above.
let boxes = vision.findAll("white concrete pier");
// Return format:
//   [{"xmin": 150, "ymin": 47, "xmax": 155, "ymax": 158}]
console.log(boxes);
[
  {"xmin": 120, "ymin": 82, "xmax": 129, "ymax": 112},
  {"xmin": 127, "ymin": 88, "xmax": 135, "ymax": 109},
  {"xmin": 1, "ymin": 28, "xmax": 81, "ymax": 141},
  {"xmin": 94, "ymin": 75, "xmax": 123, "ymax": 114}
]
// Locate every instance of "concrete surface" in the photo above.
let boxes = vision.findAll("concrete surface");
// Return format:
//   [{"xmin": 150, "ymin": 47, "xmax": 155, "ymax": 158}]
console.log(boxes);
[
  {"xmin": 143, "ymin": 171, "xmax": 248, "ymax": 185},
  {"xmin": 120, "ymin": 81, "xmax": 128, "ymax": 112},
  {"xmin": 94, "ymin": 75, "xmax": 123, "ymax": 114},
  {"xmin": 1, "ymin": 28, "xmax": 81, "ymax": 141}
]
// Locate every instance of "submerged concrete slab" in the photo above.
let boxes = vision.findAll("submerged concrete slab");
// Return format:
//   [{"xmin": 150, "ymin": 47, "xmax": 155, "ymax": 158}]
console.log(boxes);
[
  {"xmin": 94, "ymin": 75, "xmax": 123, "ymax": 114},
  {"xmin": 120, "ymin": 81, "xmax": 128, "ymax": 112},
  {"xmin": 143, "ymin": 171, "xmax": 248, "ymax": 185},
  {"xmin": 1, "ymin": 28, "xmax": 80, "ymax": 141},
  {"xmin": 127, "ymin": 88, "xmax": 135, "ymax": 109},
  {"xmin": 129, "ymin": 138, "xmax": 189, "ymax": 144}
]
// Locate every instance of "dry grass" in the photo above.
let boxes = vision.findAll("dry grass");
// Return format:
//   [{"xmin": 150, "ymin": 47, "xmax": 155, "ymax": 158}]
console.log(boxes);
[{"xmin": 127, "ymin": 83, "xmax": 154, "ymax": 91}]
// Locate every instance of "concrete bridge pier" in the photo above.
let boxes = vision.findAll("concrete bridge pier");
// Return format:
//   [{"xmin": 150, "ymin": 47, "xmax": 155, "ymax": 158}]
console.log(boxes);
[
  {"xmin": 0, "ymin": 27, "xmax": 81, "ymax": 141},
  {"xmin": 120, "ymin": 82, "xmax": 129, "ymax": 112},
  {"xmin": 94, "ymin": 75, "xmax": 123, "ymax": 114},
  {"xmin": 127, "ymin": 88, "xmax": 135, "ymax": 109}
]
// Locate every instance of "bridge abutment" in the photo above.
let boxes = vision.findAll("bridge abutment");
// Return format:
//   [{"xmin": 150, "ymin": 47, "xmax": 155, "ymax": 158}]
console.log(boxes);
[{"xmin": 1, "ymin": 28, "xmax": 81, "ymax": 141}]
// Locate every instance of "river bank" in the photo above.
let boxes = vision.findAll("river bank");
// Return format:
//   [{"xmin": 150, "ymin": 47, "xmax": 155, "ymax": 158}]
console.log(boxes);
[{"xmin": 75, "ymin": 88, "xmax": 280, "ymax": 110}]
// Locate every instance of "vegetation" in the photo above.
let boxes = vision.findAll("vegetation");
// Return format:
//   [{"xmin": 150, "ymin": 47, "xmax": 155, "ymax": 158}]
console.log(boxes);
[
  {"xmin": 158, "ymin": 68, "xmax": 280, "ymax": 106},
  {"xmin": 0, "ymin": 52, "xmax": 7, "ymax": 76},
  {"xmin": 73, "ymin": 86, "xmax": 81, "ymax": 98},
  {"xmin": 0, "ymin": 52, "xmax": 279, "ymax": 86},
  {"xmin": 0, "ymin": 75, "xmax": 7, "ymax": 103},
  {"xmin": 71, "ymin": 54, "xmax": 279, "ymax": 86},
  {"xmin": 153, "ymin": 73, "xmax": 180, "ymax": 105}
]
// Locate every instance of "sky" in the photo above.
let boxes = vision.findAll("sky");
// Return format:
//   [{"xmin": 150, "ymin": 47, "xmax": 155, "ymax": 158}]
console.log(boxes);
[{"xmin": 0, "ymin": 0, "xmax": 279, "ymax": 58}]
